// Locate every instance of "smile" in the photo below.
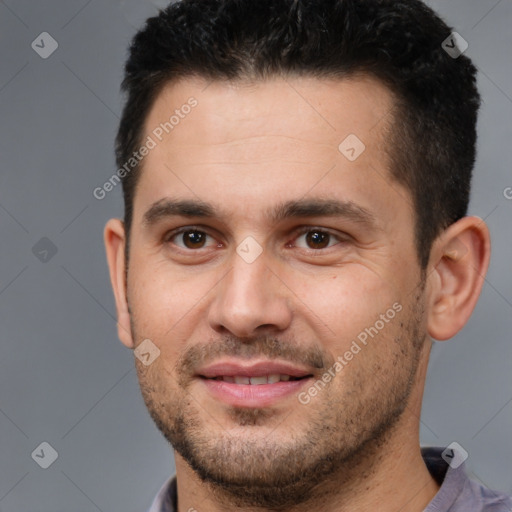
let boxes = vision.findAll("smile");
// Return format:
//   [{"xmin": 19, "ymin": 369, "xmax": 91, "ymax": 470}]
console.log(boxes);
[
  {"xmin": 207, "ymin": 374, "xmax": 302, "ymax": 384},
  {"xmin": 197, "ymin": 360, "xmax": 314, "ymax": 407}
]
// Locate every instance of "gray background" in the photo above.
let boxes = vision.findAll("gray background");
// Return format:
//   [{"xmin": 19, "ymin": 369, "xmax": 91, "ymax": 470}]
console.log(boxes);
[{"xmin": 0, "ymin": 0, "xmax": 511, "ymax": 510}]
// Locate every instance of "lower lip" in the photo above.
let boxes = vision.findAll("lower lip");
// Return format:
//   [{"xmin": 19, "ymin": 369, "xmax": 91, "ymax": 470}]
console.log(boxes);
[{"xmin": 200, "ymin": 378, "xmax": 311, "ymax": 408}]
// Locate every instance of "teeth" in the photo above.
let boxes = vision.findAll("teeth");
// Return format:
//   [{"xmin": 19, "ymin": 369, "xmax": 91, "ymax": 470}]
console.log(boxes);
[
  {"xmin": 234, "ymin": 376, "xmax": 250, "ymax": 384},
  {"xmin": 249, "ymin": 376, "xmax": 268, "ymax": 385},
  {"xmin": 219, "ymin": 374, "xmax": 294, "ymax": 384}
]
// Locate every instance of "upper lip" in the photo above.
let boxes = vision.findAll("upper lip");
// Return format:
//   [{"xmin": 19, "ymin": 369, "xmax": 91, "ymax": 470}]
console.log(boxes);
[{"xmin": 197, "ymin": 359, "xmax": 314, "ymax": 379}]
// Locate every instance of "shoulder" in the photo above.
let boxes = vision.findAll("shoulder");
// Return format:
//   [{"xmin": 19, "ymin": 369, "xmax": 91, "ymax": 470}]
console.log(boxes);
[
  {"xmin": 147, "ymin": 475, "xmax": 177, "ymax": 512},
  {"xmin": 459, "ymin": 478, "xmax": 512, "ymax": 512},
  {"xmin": 422, "ymin": 447, "xmax": 512, "ymax": 512}
]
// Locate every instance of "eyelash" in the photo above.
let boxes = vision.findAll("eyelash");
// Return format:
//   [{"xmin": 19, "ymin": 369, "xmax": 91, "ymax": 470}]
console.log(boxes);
[{"xmin": 163, "ymin": 226, "xmax": 347, "ymax": 253}]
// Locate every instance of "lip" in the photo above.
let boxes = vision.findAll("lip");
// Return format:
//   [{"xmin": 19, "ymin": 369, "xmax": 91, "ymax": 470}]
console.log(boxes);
[
  {"xmin": 197, "ymin": 359, "xmax": 313, "ymax": 379},
  {"xmin": 197, "ymin": 359, "xmax": 314, "ymax": 408}
]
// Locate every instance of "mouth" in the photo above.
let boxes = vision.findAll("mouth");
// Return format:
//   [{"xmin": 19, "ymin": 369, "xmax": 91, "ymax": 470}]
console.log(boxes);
[
  {"xmin": 204, "ymin": 374, "xmax": 304, "ymax": 384},
  {"xmin": 196, "ymin": 360, "xmax": 314, "ymax": 407}
]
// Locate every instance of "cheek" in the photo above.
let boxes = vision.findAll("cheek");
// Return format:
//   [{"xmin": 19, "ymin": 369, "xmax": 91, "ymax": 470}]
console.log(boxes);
[
  {"xmin": 128, "ymin": 268, "xmax": 217, "ymax": 367},
  {"xmin": 289, "ymin": 266, "xmax": 401, "ymax": 345},
  {"xmin": 130, "ymin": 264, "xmax": 209, "ymax": 327}
]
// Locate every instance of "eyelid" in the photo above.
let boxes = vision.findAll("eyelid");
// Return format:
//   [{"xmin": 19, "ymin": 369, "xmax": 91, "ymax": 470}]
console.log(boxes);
[
  {"xmin": 163, "ymin": 224, "xmax": 349, "ymax": 251},
  {"xmin": 164, "ymin": 225, "xmax": 220, "ymax": 248},
  {"xmin": 291, "ymin": 226, "xmax": 349, "ymax": 251}
]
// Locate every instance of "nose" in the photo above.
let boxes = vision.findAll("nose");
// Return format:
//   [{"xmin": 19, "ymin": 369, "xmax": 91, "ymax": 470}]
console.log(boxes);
[{"xmin": 207, "ymin": 249, "xmax": 292, "ymax": 338}]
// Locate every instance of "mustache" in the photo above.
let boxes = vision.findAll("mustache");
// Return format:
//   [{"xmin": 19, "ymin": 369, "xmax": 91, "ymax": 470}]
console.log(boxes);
[{"xmin": 175, "ymin": 335, "xmax": 331, "ymax": 380}]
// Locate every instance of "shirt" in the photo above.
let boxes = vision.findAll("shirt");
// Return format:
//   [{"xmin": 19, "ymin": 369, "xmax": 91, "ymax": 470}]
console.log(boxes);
[{"xmin": 147, "ymin": 447, "xmax": 512, "ymax": 512}]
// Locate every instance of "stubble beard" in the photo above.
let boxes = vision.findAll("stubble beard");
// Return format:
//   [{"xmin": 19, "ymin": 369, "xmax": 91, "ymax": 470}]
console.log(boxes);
[{"xmin": 133, "ymin": 288, "xmax": 426, "ymax": 509}]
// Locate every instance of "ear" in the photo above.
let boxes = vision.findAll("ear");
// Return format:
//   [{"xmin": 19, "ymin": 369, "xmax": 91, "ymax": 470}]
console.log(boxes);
[
  {"xmin": 103, "ymin": 218, "xmax": 135, "ymax": 349},
  {"xmin": 426, "ymin": 216, "xmax": 491, "ymax": 341}
]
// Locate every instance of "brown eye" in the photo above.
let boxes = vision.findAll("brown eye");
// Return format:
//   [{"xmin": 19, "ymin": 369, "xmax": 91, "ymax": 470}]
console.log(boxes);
[
  {"xmin": 166, "ymin": 228, "xmax": 217, "ymax": 250},
  {"xmin": 181, "ymin": 230, "xmax": 207, "ymax": 249},
  {"xmin": 292, "ymin": 229, "xmax": 338, "ymax": 251},
  {"xmin": 305, "ymin": 230, "xmax": 331, "ymax": 249}
]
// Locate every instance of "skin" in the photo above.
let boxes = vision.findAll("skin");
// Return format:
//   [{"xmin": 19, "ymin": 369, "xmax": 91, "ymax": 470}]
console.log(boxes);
[{"xmin": 104, "ymin": 75, "xmax": 490, "ymax": 512}]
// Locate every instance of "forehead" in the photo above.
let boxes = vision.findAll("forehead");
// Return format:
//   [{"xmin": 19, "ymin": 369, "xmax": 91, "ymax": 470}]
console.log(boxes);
[
  {"xmin": 144, "ymin": 74, "xmax": 393, "ymax": 148},
  {"xmin": 132, "ymin": 75, "xmax": 408, "ymax": 229}
]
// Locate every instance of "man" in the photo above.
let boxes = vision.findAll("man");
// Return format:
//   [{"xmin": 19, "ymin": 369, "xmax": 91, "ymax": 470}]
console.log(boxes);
[{"xmin": 103, "ymin": 0, "xmax": 511, "ymax": 510}]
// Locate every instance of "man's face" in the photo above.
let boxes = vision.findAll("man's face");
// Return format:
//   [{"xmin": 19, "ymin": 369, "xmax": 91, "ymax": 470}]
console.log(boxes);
[{"xmin": 125, "ymin": 76, "xmax": 429, "ymax": 504}]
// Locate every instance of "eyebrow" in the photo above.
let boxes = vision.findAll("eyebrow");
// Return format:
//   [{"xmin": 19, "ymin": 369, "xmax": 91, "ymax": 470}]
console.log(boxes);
[{"xmin": 142, "ymin": 197, "xmax": 377, "ymax": 229}]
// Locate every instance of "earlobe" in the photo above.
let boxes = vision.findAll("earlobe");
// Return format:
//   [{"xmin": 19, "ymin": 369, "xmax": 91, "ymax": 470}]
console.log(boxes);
[
  {"xmin": 427, "ymin": 216, "xmax": 491, "ymax": 341},
  {"xmin": 103, "ymin": 218, "xmax": 135, "ymax": 349}
]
